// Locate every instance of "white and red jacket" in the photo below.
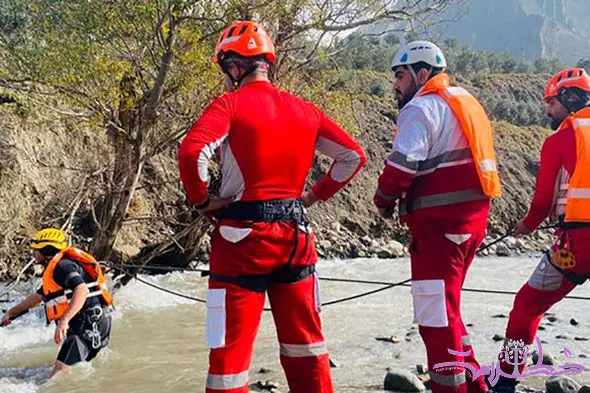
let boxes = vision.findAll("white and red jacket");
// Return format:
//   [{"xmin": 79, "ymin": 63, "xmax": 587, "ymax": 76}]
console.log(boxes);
[
  {"xmin": 374, "ymin": 93, "xmax": 490, "ymax": 234},
  {"xmin": 178, "ymin": 80, "xmax": 366, "ymax": 209}
]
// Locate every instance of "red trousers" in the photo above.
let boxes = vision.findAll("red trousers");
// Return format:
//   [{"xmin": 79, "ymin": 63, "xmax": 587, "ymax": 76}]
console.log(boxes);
[
  {"xmin": 204, "ymin": 219, "xmax": 333, "ymax": 393},
  {"xmin": 410, "ymin": 230, "xmax": 488, "ymax": 393},
  {"xmin": 499, "ymin": 227, "xmax": 590, "ymax": 375}
]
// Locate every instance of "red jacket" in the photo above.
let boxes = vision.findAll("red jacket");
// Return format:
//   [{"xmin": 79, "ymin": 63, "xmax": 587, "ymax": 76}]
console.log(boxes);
[
  {"xmin": 178, "ymin": 81, "xmax": 366, "ymax": 206},
  {"xmin": 522, "ymin": 125, "xmax": 576, "ymax": 230}
]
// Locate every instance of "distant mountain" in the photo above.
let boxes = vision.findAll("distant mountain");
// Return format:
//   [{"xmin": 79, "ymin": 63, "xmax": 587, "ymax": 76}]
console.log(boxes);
[
  {"xmin": 365, "ymin": 0, "xmax": 590, "ymax": 64},
  {"xmin": 437, "ymin": 0, "xmax": 590, "ymax": 63}
]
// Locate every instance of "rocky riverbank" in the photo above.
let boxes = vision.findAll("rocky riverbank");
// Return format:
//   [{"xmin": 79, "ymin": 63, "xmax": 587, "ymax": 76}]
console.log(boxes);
[{"xmin": 0, "ymin": 72, "xmax": 555, "ymax": 280}]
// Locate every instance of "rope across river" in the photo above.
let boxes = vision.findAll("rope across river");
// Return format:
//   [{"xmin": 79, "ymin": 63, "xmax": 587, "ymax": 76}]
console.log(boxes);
[{"xmin": 6, "ymin": 224, "xmax": 587, "ymax": 317}]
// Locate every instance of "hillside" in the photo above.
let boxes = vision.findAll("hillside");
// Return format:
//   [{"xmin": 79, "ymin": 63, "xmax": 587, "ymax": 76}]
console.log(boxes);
[
  {"xmin": 367, "ymin": 0, "xmax": 590, "ymax": 64},
  {"xmin": 0, "ymin": 71, "xmax": 554, "ymax": 280}
]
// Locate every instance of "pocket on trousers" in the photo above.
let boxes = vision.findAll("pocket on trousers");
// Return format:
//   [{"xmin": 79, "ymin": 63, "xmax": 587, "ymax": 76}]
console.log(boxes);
[
  {"xmin": 411, "ymin": 280, "xmax": 448, "ymax": 327},
  {"xmin": 527, "ymin": 253, "xmax": 563, "ymax": 291},
  {"xmin": 313, "ymin": 271, "xmax": 321, "ymax": 313},
  {"xmin": 206, "ymin": 288, "xmax": 226, "ymax": 349},
  {"xmin": 219, "ymin": 225, "xmax": 252, "ymax": 243}
]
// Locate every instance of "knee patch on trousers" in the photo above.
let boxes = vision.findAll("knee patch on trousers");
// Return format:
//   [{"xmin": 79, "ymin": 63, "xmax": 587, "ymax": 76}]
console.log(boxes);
[
  {"xmin": 411, "ymin": 280, "xmax": 448, "ymax": 327},
  {"xmin": 527, "ymin": 253, "xmax": 564, "ymax": 291},
  {"xmin": 206, "ymin": 288, "xmax": 226, "ymax": 348}
]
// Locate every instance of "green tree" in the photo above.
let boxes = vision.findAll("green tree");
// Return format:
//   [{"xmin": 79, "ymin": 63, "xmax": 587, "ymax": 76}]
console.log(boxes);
[
  {"xmin": 0, "ymin": 0, "xmax": 220, "ymax": 259},
  {"xmin": 0, "ymin": 0, "xmax": 462, "ymax": 263}
]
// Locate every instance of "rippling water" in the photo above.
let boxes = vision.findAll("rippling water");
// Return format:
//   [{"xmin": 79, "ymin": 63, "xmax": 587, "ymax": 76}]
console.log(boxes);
[{"xmin": 1, "ymin": 255, "xmax": 589, "ymax": 392}]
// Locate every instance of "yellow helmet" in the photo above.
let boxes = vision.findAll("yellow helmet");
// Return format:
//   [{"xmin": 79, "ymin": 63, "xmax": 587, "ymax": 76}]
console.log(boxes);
[{"xmin": 30, "ymin": 228, "xmax": 68, "ymax": 250}]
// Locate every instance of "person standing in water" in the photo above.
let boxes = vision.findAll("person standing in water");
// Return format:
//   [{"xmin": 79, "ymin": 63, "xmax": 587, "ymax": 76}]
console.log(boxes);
[{"xmin": 1, "ymin": 228, "xmax": 113, "ymax": 376}]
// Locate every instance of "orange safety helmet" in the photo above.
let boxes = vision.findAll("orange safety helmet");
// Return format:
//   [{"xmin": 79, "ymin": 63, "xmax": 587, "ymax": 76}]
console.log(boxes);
[
  {"xmin": 544, "ymin": 67, "xmax": 590, "ymax": 103},
  {"xmin": 214, "ymin": 21, "xmax": 276, "ymax": 65}
]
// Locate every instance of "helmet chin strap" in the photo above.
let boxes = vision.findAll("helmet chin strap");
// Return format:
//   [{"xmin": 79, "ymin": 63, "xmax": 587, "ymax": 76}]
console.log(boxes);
[
  {"xmin": 407, "ymin": 65, "xmax": 435, "ymax": 92},
  {"xmin": 407, "ymin": 65, "xmax": 419, "ymax": 87}
]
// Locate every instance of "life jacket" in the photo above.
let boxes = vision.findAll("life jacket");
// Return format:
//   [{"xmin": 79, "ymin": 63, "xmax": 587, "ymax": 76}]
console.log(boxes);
[
  {"xmin": 42, "ymin": 247, "xmax": 114, "ymax": 323},
  {"xmin": 564, "ymin": 107, "xmax": 590, "ymax": 224},
  {"xmin": 416, "ymin": 73, "xmax": 502, "ymax": 198}
]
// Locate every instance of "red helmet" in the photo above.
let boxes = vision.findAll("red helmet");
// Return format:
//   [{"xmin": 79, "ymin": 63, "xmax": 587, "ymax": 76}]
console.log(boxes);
[
  {"xmin": 544, "ymin": 68, "xmax": 590, "ymax": 103},
  {"xmin": 214, "ymin": 21, "xmax": 276, "ymax": 64}
]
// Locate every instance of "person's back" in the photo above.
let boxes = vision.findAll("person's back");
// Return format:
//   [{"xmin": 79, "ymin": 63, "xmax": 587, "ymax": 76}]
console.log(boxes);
[
  {"xmin": 178, "ymin": 20, "xmax": 365, "ymax": 393},
  {"xmin": 395, "ymin": 92, "xmax": 490, "ymax": 233},
  {"xmin": 187, "ymin": 80, "xmax": 362, "ymax": 202}
]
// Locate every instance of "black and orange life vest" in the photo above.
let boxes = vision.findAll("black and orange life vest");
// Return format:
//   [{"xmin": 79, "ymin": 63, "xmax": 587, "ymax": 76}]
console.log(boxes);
[{"xmin": 42, "ymin": 247, "xmax": 114, "ymax": 323}]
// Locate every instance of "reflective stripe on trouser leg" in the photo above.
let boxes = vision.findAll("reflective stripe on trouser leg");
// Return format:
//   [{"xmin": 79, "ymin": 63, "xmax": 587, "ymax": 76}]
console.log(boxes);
[
  {"xmin": 411, "ymin": 231, "xmax": 486, "ymax": 393},
  {"xmin": 206, "ymin": 371, "xmax": 249, "ymax": 391},
  {"xmin": 429, "ymin": 371, "xmax": 467, "ymax": 388},
  {"xmin": 206, "ymin": 280, "xmax": 265, "ymax": 393},
  {"xmin": 268, "ymin": 274, "xmax": 334, "ymax": 393}
]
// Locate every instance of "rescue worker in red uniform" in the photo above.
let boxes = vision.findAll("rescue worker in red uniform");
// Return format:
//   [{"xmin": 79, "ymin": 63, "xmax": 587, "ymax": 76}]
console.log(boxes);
[
  {"xmin": 178, "ymin": 20, "xmax": 366, "ymax": 393},
  {"xmin": 373, "ymin": 41, "xmax": 502, "ymax": 393},
  {"xmin": 491, "ymin": 68, "xmax": 590, "ymax": 393},
  {"xmin": 0, "ymin": 228, "xmax": 114, "ymax": 376}
]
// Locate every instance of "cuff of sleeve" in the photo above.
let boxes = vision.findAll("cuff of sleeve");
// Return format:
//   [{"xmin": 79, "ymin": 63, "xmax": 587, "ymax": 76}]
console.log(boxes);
[
  {"xmin": 193, "ymin": 197, "xmax": 211, "ymax": 210},
  {"xmin": 311, "ymin": 182, "xmax": 335, "ymax": 201},
  {"xmin": 65, "ymin": 274, "xmax": 85, "ymax": 290}
]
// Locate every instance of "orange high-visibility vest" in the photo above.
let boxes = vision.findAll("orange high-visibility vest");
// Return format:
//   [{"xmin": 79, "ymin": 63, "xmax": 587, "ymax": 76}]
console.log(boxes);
[
  {"xmin": 42, "ymin": 247, "xmax": 114, "ymax": 323},
  {"xmin": 417, "ymin": 73, "xmax": 502, "ymax": 198},
  {"xmin": 565, "ymin": 107, "xmax": 590, "ymax": 223}
]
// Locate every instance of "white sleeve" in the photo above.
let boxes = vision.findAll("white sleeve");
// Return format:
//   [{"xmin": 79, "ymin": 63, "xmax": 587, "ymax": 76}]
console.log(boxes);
[{"xmin": 392, "ymin": 103, "xmax": 434, "ymax": 162}]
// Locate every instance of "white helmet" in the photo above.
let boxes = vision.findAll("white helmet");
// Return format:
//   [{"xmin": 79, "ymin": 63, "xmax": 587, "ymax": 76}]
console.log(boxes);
[{"xmin": 391, "ymin": 40, "xmax": 447, "ymax": 70}]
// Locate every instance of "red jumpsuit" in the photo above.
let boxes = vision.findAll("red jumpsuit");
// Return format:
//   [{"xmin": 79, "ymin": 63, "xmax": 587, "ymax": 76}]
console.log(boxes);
[
  {"xmin": 178, "ymin": 80, "xmax": 366, "ymax": 393},
  {"xmin": 498, "ymin": 123, "xmax": 590, "ymax": 375}
]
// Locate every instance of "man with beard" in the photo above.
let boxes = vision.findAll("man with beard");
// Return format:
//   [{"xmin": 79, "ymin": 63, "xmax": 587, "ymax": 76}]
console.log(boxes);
[
  {"xmin": 490, "ymin": 68, "xmax": 590, "ymax": 393},
  {"xmin": 373, "ymin": 40, "xmax": 502, "ymax": 393}
]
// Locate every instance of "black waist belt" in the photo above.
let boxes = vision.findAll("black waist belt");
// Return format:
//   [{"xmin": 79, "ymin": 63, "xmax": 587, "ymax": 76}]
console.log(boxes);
[
  {"xmin": 209, "ymin": 265, "xmax": 316, "ymax": 293},
  {"xmin": 556, "ymin": 215, "xmax": 590, "ymax": 229},
  {"xmin": 219, "ymin": 198, "xmax": 309, "ymax": 224},
  {"xmin": 214, "ymin": 198, "xmax": 313, "ymax": 292}
]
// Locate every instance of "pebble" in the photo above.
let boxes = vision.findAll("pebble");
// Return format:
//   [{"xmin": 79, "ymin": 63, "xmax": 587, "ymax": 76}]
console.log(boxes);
[
  {"xmin": 531, "ymin": 350, "xmax": 555, "ymax": 365},
  {"xmin": 384, "ymin": 371, "xmax": 426, "ymax": 392},
  {"xmin": 496, "ymin": 244, "xmax": 511, "ymax": 257},
  {"xmin": 545, "ymin": 376, "xmax": 581, "ymax": 393},
  {"xmin": 375, "ymin": 336, "xmax": 403, "ymax": 344}
]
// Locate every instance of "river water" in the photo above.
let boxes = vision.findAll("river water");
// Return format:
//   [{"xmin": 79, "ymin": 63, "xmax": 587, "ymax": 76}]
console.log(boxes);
[{"xmin": 1, "ymin": 255, "xmax": 590, "ymax": 392}]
